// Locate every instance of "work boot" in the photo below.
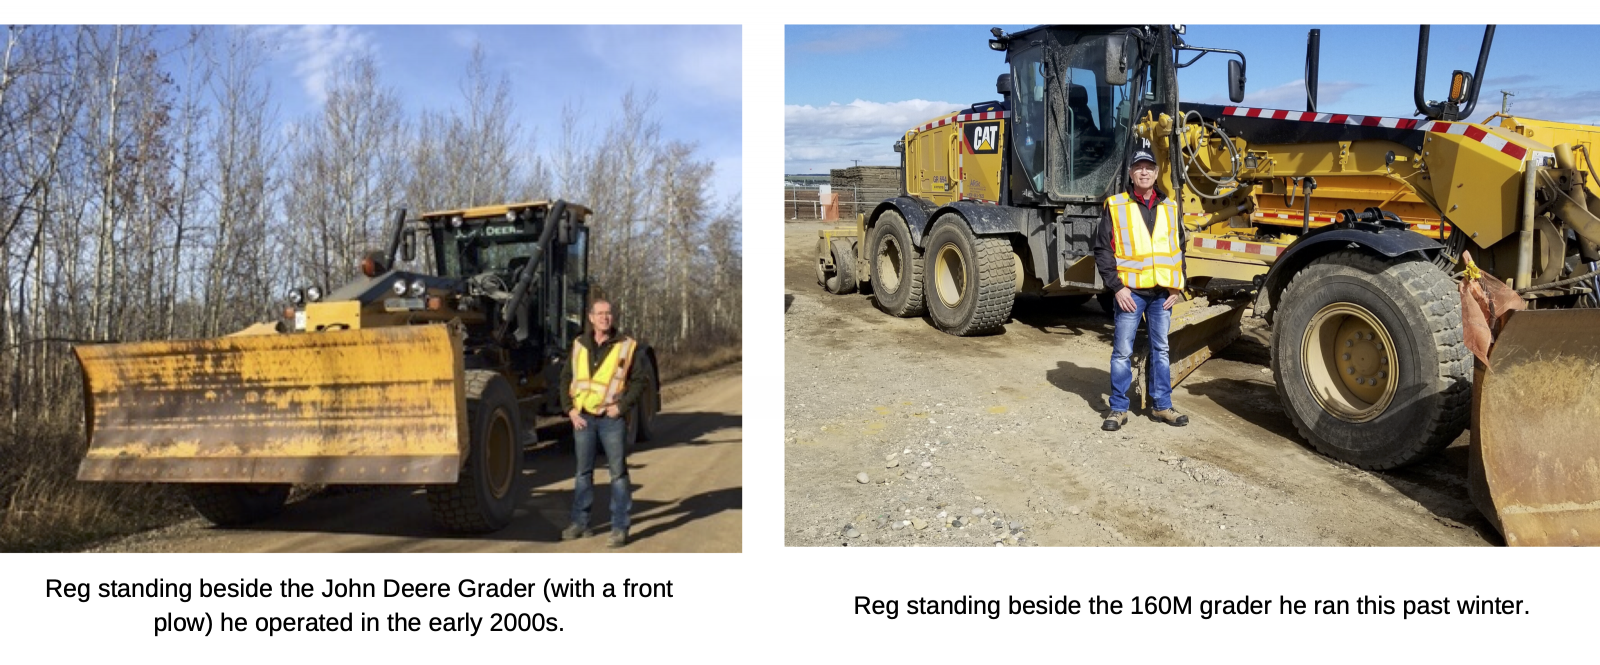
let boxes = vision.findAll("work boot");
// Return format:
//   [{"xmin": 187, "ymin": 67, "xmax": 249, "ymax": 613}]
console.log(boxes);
[
  {"xmin": 1101, "ymin": 411, "xmax": 1128, "ymax": 431},
  {"xmin": 561, "ymin": 524, "xmax": 590, "ymax": 541},
  {"xmin": 607, "ymin": 529, "xmax": 629, "ymax": 549},
  {"xmin": 1150, "ymin": 408, "xmax": 1189, "ymax": 427}
]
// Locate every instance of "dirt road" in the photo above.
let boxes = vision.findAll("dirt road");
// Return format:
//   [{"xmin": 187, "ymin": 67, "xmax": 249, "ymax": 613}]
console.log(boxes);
[
  {"xmin": 784, "ymin": 221, "xmax": 1493, "ymax": 547},
  {"xmin": 94, "ymin": 366, "xmax": 742, "ymax": 553}
]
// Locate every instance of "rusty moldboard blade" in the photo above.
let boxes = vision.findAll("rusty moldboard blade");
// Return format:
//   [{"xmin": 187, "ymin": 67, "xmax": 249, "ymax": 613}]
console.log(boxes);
[
  {"xmin": 1476, "ymin": 309, "xmax": 1600, "ymax": 546},
  {"xmin": 74, "ymin": 325, "xmax": 467, "ymax": 485}
]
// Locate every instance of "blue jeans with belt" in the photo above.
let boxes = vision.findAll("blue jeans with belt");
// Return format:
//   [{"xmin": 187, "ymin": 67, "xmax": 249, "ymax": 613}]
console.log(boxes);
[
  {"xmin": 571, "ymin": 413, "xmax": 631, "ymax": 532},
  {"xmin": 1109, "ymin": 288, "xmax": 1173, "ymax": 412}
]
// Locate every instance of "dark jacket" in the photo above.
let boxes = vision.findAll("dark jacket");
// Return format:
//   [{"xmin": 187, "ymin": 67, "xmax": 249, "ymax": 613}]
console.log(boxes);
[
  {"xmin": 558, "ymin": 329, "xmax": 644, "ymax": 416},
  {"xmin": 1094, "ymin": 187, "xmax": 1180, "ymax": 293}
]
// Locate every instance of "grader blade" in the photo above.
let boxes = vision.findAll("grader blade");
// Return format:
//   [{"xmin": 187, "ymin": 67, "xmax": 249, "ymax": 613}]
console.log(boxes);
[
  {"xmin": 1473, "ymin": 309, "xmax": 1600, "ymax": 546},
  {"xmin": 74, "ymin": 326, "xmax": 467, "ymax": 485},
  {"xmin": 1137, "ymin": 297, "xmax": 1246, "ymax": 409}
]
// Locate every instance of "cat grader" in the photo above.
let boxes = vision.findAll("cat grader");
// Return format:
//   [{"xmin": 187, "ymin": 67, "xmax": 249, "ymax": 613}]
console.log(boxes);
[
  {"xmin": 815, "ymin": 25, "xmax": 1600, "ymax": 545},
  {"xmin": 73, "ymin": 200, "xmax": 659, "ymax": 533}
]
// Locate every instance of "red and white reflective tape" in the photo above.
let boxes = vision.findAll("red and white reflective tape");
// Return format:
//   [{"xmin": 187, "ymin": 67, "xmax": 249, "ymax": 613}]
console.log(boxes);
[
  {"xmin": 914, "ymin": 110, "xmax": 1009, "ymax": 133},
  {"xmin": 1219, "ymin": 106, "xmax": 1531, "ymax": 160},
  {"xmin": 1412, "ymin": 222, "xmax": 1452, "ymax": 232},
  {"xmin": 1192, "ymin": 236, "xmax": 1284, "ymax": 258},
  {"xmin": 1253, "ymin": 211, "xmax": 1340, "ymax": 224}
]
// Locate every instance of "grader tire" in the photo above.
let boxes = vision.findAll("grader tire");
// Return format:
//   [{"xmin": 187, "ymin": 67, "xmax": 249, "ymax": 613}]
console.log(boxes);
[
  {"xmin": 428, "ymin": 370, "xmax": 524, "ymax": 532},
  {"xmin": 868, "ymin": 211, "xmax": 926, "ymax": 317},
  {"xmin": 1271, "ymin": 250, "xmax": 1470, "ymax": 470},
  {"xmin": 627, "ymin": 351, "xmax": 660, "ymax": 450},
  {"xmin": 185, "ymin": 484, "xmax": 290, "ymax": 527},
  {"xmin": 923, "ymin": 217, "xmax": 1016, "ymax": 335}
]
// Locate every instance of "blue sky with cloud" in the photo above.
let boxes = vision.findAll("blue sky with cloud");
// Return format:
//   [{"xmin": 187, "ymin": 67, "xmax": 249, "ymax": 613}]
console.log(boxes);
[
  {"xmin": 786, "ymin": 24, "xmax": 1600, "ymax": 174},
  {"xmin": 180, "ymin": 25, "xmax": 742, "ymax": 204}
]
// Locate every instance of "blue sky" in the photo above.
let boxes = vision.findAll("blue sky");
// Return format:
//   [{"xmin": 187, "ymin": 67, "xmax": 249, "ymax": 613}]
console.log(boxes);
[
  {"xmin": 786, "ymin": 24, "xmax": 1600, "ymax": 174},
  {"xmin": 165, "ymin": 25, "xmax": 742, "ymax": 204}
]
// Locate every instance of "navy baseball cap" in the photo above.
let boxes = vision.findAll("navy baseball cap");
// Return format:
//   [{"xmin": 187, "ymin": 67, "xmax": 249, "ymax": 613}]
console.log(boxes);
[{"xmin": 1130, "ymin": 147, "xmax": 1157, "ymax": 166}]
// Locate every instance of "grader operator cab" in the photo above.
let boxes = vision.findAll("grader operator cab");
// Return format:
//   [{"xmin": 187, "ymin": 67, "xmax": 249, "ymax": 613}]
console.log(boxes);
[
  {"xmin": 816, "ymin": 25, "xmax": 1600, "ymax": 545},
  {"xmin": 73, "ymin": 200, "xmax": 659, "ymax": 533}
]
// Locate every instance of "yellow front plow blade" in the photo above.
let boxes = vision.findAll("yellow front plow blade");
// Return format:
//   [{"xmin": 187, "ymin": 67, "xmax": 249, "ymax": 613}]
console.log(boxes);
[{"xmin": 74, "ymin": 325, "xmax": 467, "ymax": 485}]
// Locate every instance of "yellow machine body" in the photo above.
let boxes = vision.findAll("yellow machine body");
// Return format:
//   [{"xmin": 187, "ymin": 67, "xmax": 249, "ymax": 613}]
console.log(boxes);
[
  {"xmin": 75, "ymin": 325, "xmax": 468, "ymax": 485},
  {"xmin": 902, "ymin": 109, "xmax": 1009, "ymax": 204}
]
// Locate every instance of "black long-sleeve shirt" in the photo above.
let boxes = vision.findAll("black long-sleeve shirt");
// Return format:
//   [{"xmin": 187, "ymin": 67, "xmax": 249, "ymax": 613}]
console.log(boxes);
[
  {"xmin": 1094, "ymin": 187, "xmax": 1170, "ymax": 293},
  {"xmin": 558, "ymin": 330, "xmax": 645, "ymax": 415}
]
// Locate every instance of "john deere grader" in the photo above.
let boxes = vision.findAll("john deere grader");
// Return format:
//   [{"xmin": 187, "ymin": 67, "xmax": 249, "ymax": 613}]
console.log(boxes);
[
  {"xmin": 74, "ymin": 201, "xmax": 659, "ymax": 533},
  {"xmin": 815, "ymin": 25, "xmax": 1600, "ymax": 544}
]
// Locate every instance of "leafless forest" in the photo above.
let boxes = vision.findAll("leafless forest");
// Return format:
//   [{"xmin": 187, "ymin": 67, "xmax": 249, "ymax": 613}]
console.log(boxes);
[{"xmin": 0, "ymin": 26, "xmax": 742, "ymax": 549}]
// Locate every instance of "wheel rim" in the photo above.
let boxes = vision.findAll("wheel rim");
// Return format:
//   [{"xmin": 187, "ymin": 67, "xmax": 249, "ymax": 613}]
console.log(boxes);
[
  {"xmin": 876, "ymin": 235, "xmax": 903, "ymax": 292},
  {"xmin": 485, "ymin": 410, "xmax": 515, "ymax": 498},
  {"xmin": 1300, "ymin": 302, "xmax": 1398, "ymax": 422},
  {"xmin": 933, "ymin": 242, "xmax": 967, "ymax": 307}
]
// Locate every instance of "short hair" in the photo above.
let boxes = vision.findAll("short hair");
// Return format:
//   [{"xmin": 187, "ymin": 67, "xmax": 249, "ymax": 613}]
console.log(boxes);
[{"xmin": 588, "ymin": 299, "xmax": 614, "ymax": 315}]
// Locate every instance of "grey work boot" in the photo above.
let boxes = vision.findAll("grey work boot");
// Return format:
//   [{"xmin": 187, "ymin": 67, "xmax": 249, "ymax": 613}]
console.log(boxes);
[
  {"xmin": 561, "ymin": 524, "xmax": 591, "ymax": 541},
  {"xmin": 1102, "ymin": 411, "xmax": 1128, "ymax": 431},
  {"xmin": 607, "ymin": 529, "xmax": 629, "ymax": 549},
  {"xmin": 1150, "ymin": 408, "xmax": 1189, "ymax": 427}
]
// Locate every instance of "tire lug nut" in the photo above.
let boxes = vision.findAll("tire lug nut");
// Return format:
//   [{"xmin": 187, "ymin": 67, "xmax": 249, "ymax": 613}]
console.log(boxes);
[
  {"xmin": 1347, "ymin": 367, "xmax": 1356, "ymax": 375},
  {"xmin": 1342, "ymin": 353, "xmax": 1351, "ymax": 360}
]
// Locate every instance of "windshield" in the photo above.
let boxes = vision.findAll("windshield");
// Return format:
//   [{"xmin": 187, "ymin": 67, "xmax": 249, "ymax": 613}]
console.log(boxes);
[
  {"xmin": 438, "ymin": 223, "xmax": 537, "ymax": 279},
  {"xmin": 1012, "ymin": 30, "xmax": 1139, "ymax": 200}
]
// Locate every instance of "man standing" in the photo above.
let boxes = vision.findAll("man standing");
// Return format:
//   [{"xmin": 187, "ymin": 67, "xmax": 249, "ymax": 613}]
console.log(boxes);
[
  {"xmin": 1094, "ymin": 145, "xmax": 1190, "ymax": 431},
  {"xmin": 560, "ymin": 299, "xmax": 643, "ymax": 548}
]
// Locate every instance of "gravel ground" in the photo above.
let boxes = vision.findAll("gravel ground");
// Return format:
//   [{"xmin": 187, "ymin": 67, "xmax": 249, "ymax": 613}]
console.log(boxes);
[{"xmin": 784, "ymin": 221, "xmax": 1495, "ymax": 547}]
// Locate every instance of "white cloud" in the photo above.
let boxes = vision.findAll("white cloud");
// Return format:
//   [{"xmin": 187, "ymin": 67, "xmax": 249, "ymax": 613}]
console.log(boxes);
[
  {"xmin": 1496, "ymin": 86, "xmax": 1600, "ymax": 124},
  {"xmin": 785, "ymin": 99, "xmax": 964, "ymax": 173},
  {"xmin": 577, "ymin": 26, "xmax": 740, "ymax": 103},
  {"xmin": 256, "ymin": 25, "xmax": 377, "ymax": 105}
]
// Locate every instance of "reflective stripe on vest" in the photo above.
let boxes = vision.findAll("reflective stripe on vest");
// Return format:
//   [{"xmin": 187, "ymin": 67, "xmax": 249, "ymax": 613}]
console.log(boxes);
[
  {"xmin": 570, "ymin": 337, "xmax": 638, "ymax": 415},
  {"xmin": 1106, "ymin": 192, "xmax": 1186, "ymax": 289}
]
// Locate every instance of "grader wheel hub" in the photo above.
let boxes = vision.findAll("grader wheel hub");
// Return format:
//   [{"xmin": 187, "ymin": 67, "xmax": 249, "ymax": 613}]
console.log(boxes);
[
  {"xmin": 934, "ymin": 243, "xmax": 967, "ymax": 307},
  {"xmin": 1301, "ymin": 303, "xmax": 1398, "ymax": 422},
  {"xmin": 877, "ymin": 235, "xmax": 903, "ymax": 292}
]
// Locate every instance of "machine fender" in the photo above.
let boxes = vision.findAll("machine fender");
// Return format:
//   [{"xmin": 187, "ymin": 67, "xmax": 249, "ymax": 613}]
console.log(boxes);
[
  {"xmin": 1256, "ymin": 226, "xmax": 1443, "ymax": 319},
  {"xmin": 939, "ymin": 200, "xmax": 1030, "ymax": 238},
  {"xmin": 870, "ymin": 197, "xmax": 938, "ymax": 246}
]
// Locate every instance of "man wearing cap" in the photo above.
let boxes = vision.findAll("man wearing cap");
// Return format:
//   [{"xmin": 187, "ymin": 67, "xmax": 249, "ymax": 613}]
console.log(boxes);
[{"xmin": 1094, "ymin": 145, "xmax": 1190, "ymax": 431}]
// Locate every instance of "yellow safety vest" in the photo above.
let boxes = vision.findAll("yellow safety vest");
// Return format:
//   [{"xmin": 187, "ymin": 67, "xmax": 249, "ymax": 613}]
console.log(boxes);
[
  {"xmin": 1106, "ymin": 191, "xmax": 1186, "ymax": 289},
  {"xmin": 570, "ymin": 336, "xmax": 638, "ymax": 415}
]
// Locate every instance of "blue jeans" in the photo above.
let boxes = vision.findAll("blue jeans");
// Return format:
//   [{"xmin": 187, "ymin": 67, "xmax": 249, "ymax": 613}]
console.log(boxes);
[
  {"xmin": 571, "ymin": 413, "xmax": 631, "ymax": 532},
  {"xmin": 1109, "ymin": 289, "xmax": 1173, "ymax": 412}
]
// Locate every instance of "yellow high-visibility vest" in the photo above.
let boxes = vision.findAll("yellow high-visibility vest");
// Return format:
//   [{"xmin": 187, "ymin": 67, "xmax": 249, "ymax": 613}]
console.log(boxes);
[
  {"xmin": 570, "ymin": 336, "xmax": 638, "ymax": 415},
  {"xmin": 1106, "ymin": 191, "xmax": 1186, "ymax": 289}
]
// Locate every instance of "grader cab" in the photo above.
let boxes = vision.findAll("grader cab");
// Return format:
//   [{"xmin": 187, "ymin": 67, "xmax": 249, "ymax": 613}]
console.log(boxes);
[{"xmin": 74, "ymin": 201, "xmax": 659, "ymax": 533}]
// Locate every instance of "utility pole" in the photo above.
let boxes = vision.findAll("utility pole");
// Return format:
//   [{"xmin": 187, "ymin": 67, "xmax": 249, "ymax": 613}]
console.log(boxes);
[{"xmin": 1500, "ymin": 90, "xmax": 1515, "ymax": 114}]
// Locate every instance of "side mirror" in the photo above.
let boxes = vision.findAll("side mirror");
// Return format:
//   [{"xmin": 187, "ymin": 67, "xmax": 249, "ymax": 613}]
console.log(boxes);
[
  {"xmin": 1228, "ymin": 59, "xmax": 1247, "ymax": 103},
  {"xmin": 1105, "ymin": 35, "xmax": 1131, "ymax": 86},
  {"xmin": 400, "ymin": 229, "xmax": 415, "ymax": 263}
]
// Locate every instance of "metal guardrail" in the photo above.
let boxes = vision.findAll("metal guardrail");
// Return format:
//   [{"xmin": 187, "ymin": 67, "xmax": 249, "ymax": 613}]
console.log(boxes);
[{"xmin": 784, "ymin": 185, "xmax": 900, "ymax": 221}]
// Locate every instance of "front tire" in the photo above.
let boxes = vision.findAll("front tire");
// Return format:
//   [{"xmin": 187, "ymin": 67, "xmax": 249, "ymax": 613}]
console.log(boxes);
[
  {"xmin": 923, "ymin": 217, "xmax": 1016, "ymax": 335},
  {"xmin": 1271, "ymin": 250, "xmax": 1470, "ymax": 469},
  {"xmin": 428, "ymin": 370, "xmax": 524, "ymax": 532},
  {"xmin": 868, "ymin": 211, "xmax": 925, "ymax": 317}
]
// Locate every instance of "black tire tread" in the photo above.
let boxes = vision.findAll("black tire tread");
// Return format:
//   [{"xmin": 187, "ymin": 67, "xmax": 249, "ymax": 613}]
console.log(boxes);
[
  {"xmin": 946, "ymin": 235, "xmax": 1017, "ymax": 335},
  {"xmin": 427, "ymin": 370, "xmax": 520, "ymax": 533},
  {"xmin": 870, "ymin": 212, "xmax": 925, "ymax": 317},
  {"xmin": 1272, "ymin": 250, "xmax": 1470, "ymax": 469}
]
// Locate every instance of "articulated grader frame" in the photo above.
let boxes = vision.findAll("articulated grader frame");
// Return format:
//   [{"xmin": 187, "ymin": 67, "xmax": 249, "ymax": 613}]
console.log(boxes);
[
  {"xmin": 75, "ymin": 200, "xmax": 660, "ymax": 534},
  {"xmin": 817, "ymin": 24, "xmax": 1600, "ymax": 544}
]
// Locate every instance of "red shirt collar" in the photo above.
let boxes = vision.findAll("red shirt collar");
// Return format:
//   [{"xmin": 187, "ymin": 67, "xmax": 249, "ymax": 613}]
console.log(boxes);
[{"xmin": 1131, "ymin": 188, "xmax": 1161, "ymax": 207}]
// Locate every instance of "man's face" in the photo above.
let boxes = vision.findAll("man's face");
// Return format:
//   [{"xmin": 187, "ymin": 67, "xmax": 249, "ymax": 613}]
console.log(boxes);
[
  {"xmin": 1130, "ymin": 160, "xmax": 1159, "ymax": 190},
  {"xmin": 588, "ymin": 303, "xmax": 614, "ymax": 332}
]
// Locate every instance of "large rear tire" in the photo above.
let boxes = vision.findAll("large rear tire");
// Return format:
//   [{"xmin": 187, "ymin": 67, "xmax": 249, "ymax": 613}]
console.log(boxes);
[
  {"xmin": 868, "ymin": 211, "xmax": 925, "ymax": 317},
  {"xmin": 1271, "ymin": 250, "xmax": 1470, "ymax": 469},
  {"xmin": 923, "ymin": 217, "xmax": 1016, "ymax": 335},
  {"xmin": 627, "ymin": 351, "xmax": 660, "ymax": 451},
  {"xmin": 428, "ymin": 370, "xmax": 524, "ymax": 532},
  {"xmin": 185, "ymin": 484, "xmax": 290, "ymax": 527}
]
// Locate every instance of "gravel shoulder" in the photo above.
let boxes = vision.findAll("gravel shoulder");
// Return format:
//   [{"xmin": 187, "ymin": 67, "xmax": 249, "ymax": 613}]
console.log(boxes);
[{"xmin": 784, "ymin": 221, "xmax": 1493, "ymax": 547}]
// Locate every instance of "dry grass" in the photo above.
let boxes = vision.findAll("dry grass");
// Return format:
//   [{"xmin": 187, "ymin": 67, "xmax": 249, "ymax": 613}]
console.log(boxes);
[
  {"xmin": 657, "ymin": 340, "xmax": 742, "ymax": 384},
  {"xmin": 0, "ymin": 415, "xmax": 186, "ymax": 552}
]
